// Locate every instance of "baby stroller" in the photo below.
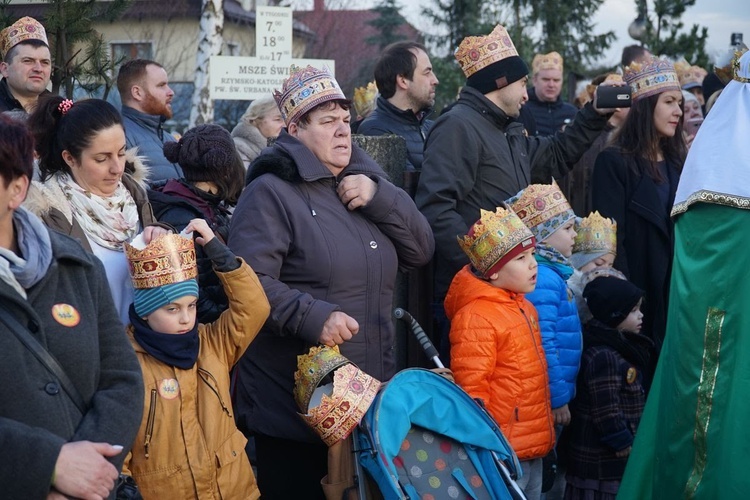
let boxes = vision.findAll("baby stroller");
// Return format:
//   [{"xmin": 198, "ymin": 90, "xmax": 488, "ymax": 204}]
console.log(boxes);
[{"xmin": 323, "ymin": 309, "xmax": 526, "ymax": 500}]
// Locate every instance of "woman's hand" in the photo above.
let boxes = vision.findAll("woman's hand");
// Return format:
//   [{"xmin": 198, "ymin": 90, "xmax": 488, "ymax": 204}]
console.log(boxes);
[
  {"xmin": 319, "ymin": 311, "xmax": 359, "ymax": 346},
  {"xmin": 183, "ymin": 218, "xmax": 216, "ymax": 246},
  {"xmin": 142, "ymin": 225, "xmax": 171, "ymax": 244},
  {"xmin": 337, "ymin": 174, "xmax": 377, "ymax": 210},
  {"xmin": 53, "ymin": 441, "xmax": 122, "ymax": 500}
]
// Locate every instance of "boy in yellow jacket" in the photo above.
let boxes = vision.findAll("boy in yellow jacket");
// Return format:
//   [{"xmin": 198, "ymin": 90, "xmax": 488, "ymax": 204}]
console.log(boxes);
[
  {"xmin": 121, "ymin": 219, "xmax": 270, "ymax": 499},
  {"xmin": 445, "ymin": 207, "xmax": 555, "ymax": 500}
]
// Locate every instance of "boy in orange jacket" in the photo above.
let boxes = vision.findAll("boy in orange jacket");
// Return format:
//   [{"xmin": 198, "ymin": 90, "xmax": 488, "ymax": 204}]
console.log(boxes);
[{"xmin": 445, "ymin": 207, "xmax": 556, "ymax": 500}]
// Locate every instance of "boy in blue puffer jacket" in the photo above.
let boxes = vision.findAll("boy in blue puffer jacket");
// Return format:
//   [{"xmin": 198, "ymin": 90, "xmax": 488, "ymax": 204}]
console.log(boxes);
[{"xmin": 508, "ymin": 180, "xmax": 582, "ymax": 432}]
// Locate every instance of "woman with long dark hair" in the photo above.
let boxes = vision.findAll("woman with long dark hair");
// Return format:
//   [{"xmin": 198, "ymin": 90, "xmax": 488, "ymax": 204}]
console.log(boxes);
[
  {"xmin": 24, "ymin": 95, "xmax": 169, "ymax": 324},
  {"xmin": 591, "ymin": 56, "xmax": 686, "ymax": 352}
]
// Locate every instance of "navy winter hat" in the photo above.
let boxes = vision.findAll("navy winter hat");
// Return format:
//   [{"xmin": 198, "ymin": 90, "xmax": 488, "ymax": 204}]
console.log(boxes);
[{"xmin": 583, "ymin": 276, "xmax": 643, "ymax": 328}]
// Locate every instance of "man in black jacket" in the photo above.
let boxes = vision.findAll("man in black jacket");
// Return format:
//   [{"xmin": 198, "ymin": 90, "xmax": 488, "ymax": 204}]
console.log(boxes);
[
  {"xmin": 0, "ymin": 16, "xmax": 51, "ymax": 115},
  {"xmin": 358, "ymin": 41, "xmax": 439, "ymax": 171},
  {"xmin": 416, "ymin": 25, "xmax": 615, "ymax": 362}
]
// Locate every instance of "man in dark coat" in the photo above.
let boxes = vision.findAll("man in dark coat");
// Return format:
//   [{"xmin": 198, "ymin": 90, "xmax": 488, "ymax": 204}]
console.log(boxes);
[
  {"xmin": 0, "ymin": 115, "xmax": 144, "ymax": 499},
  {"xmin": 0, "ymin": 16, "xmax": 52, "ymax": 115},
  {"xmin": 358, "ymin": 41, "xmax": 439, "ymax": 171},
  {"xmin": 416, "ymin": 25, "xmax": 614, "ymax": 361}
]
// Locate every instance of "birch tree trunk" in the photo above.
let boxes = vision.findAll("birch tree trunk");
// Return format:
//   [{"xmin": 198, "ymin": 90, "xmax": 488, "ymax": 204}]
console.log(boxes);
[{"xmin": 189, "ymin": 0, "xmax": 224, "ymax": 127}]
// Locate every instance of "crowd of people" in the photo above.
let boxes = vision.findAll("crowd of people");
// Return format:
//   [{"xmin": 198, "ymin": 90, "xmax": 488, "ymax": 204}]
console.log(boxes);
[{"xmin": 1, "ymin": 11, "xmax": 748, "ymax": 500}]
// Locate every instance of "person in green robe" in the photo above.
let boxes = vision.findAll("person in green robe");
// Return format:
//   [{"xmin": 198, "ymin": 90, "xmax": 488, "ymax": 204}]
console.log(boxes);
[{"xmin": 618, "ymin": 48, "xmax": 750, "ymax": 499}]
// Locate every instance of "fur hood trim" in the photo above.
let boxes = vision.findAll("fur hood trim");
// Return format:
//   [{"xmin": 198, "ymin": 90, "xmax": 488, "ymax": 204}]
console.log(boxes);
[
  {"xmin": 124, "ymin": 147, "xmax": 151, "ymax": 190},
  {"xmin": 247, "ymin": 150, "xmax": 300, "ymax": 185}
]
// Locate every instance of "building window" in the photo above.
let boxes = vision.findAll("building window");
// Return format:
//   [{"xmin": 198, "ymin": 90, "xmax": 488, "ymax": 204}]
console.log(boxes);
[
  {"xmin": 112, "ymin": 42, "xmax": 153, "ymax": 64},
  {"xmin": 225, "ymin": 42, "xmax": 240, "ymax": 56}
]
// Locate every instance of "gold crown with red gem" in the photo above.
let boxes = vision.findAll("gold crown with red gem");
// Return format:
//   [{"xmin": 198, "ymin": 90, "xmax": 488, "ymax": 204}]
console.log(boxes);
[
  {"xmin": 124, "ymin": 234, "xmax": 197, "ymax": 289},
  {"xmin": 458, "ymin": 207, "xmax": 536, "ymax": 278},
  {"xmin": 0, "ymin": 16, "xmax": 48, "ymax": 59},
  {"xmin": 455, "ymin": 24, "xmax": 519, "ymax": 79},
  {"xmin": 507, "ymin": 180, "xmax": 575, "ymax": 242},
  {"xmin": 294, "ymin": 346, "xmax": 381, "ymax": 446}
]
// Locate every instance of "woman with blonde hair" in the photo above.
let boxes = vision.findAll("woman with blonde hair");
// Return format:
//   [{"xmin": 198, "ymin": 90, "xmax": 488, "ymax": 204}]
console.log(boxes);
[{"xmin": 231, "ymin": 95, "xmax": 284, "ymax": 168}]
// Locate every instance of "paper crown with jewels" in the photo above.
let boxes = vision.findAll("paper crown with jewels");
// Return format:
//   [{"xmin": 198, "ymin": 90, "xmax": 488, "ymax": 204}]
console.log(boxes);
[
  {"xmin": 715, "ymin": 47, "xmax": 749, "ymax": 84},
  {"xmin": 571, "ymin": 212, "xmax": 617, "ymax": 269},
  {"xmin": 353, "ymin": 81, "xmax": 378, "ymax": 118},
  {"xmin": 677, "ymin": 65, "xmax": 708, "ymax": 90},
  {"xmin": 0, "ymin": 16, "xmax": 48, "ymax": 59},
  {"xmin": 532, "ymin": 51, "xmax": 563, "ymax": 75},
  {"xmin": 274, "ymin": 64, "xmax": 346, "ymax": 126},
  {"xmin": 623, "ymin": 55, "xmax": 680, "ymax": 102},
  {"xmin": 455, "ymin": 24, "xmax": 528, "ymax": 92},
  {"xmin": 457, "ymin": 207, "xmax": 536, "ymax": 278},
  {"xmin": 294, "ymin": 346, "xmax": 381, "ymax": 446},
  {"xmin": 124, "ymin": 233, "xmax": 197, "ymax": 289},
  {"xmin": 507, "ymin": 180, "xmax": 576, "ymax": 243}
]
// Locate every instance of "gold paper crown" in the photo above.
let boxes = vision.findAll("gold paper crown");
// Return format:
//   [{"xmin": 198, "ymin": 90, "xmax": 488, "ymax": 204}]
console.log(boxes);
[
  {"xmin": 532, "ymin": 51, "xmax": 563, "ymax": 75},
  {"xmin": 677, "ymin": 65, "xmax": 708, "ymax": 89},
  {"xmin": 273, "ymin": 65, "xmax": 346, "ymax": 126},
  {"xmin": 457, "ymin": 207, "xmax": 535, "ymax": 277},
  {"xmin": 124, "ymin": 234, "xmax": 197, "ymax": 290},
  {"xmin": 573, "ymin": 211, "xmax": 617, "ymax": 255},
  {"xmin": 0, "ymin": 16, "xmax": 48, "ymax": 59},
  {"xmin": 293, "ymin": 345, "xmax": 351, "ymax": 413},
  {"xmin": 455, "ymin": 24, "xmax": 519, "ymax": 79},
  {"xmin": 353, "ymin": 81, "xmax": 378, "ymax": 118},
  {"xmin": 623, "ymin": 56, "xmax": 680, "ymax": 102},
  {"xmin": 507, "ymin": 180, "xmax": 575, "ymax": 242},
  {"xmin": 298, "ymin": 363, "xmax": 381, "ymax": 446}
]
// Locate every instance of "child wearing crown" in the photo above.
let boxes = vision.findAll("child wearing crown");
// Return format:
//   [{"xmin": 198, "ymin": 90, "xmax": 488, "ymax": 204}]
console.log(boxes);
[
  {"xmin": 567, "ymin": 211, "xmax": 624, "ymax": 324},
  {"xmin": 120, "ymin": 219, "xmax": 270, "ymax": 499},
  {"xmin": 445, "ymin": 207, "xmax": 555, "ymax": 499},
  {"xmin": 508, "ymin": 181, "xmax": 582, "ymax": 437},
  {"xmin": 564, "ymin": 276, "xmax": 653, "ymax": 499}
]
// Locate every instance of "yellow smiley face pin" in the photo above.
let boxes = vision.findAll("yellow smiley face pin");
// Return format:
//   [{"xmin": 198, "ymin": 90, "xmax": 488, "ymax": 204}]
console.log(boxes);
[{"xmin": 51, "ymin": 304, "xmax": 80, "ymax": 327}]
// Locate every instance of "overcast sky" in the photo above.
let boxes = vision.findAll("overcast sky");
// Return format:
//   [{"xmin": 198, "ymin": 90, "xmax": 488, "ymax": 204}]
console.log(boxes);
[{"xmin": 293, "ymin": 0, "xmax": 749, "ymax": 66}]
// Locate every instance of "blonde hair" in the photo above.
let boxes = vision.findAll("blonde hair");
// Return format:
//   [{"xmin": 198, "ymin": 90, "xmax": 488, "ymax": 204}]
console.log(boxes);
[{"xmin": 241, "ymin": 95, "xmax": 279, "ymax": 125}]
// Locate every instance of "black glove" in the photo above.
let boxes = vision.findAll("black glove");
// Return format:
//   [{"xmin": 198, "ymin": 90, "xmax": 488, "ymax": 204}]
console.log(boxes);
[{"xmin": 202, "ymin": 237, "xmax": 240, "ymax": 272}]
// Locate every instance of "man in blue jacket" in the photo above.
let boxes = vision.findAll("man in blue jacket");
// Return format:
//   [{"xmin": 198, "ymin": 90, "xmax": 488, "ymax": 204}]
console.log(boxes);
[
  {"xmin": 358, "ymin": 41, "xmax": 439, "ymax": 171},
  {"xmin": 117, "ymin": 59, "xmax": 183, "ymax": 183}
]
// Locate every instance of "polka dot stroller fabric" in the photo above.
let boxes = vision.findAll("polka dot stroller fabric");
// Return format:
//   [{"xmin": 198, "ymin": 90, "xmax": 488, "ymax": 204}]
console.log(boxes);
[{"xmin": 356, "ymin": 368, "xmax": 527, "ymax": 499}]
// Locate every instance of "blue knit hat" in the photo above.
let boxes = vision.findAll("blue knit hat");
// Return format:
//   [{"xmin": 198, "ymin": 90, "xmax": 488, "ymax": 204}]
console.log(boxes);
[{"xmin": 133, "ymin": 279, "xmax": 199, "ymax": 317}]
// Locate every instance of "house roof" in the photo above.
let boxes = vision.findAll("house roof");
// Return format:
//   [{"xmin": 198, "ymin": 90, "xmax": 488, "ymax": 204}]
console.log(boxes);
[
  {"xmin": 294, "ymin": 8, "xmax": 421, "ymax": 97},
  {"xmin": 2, "ymin": 0, "xmax": 315, "ymax": 39}
]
